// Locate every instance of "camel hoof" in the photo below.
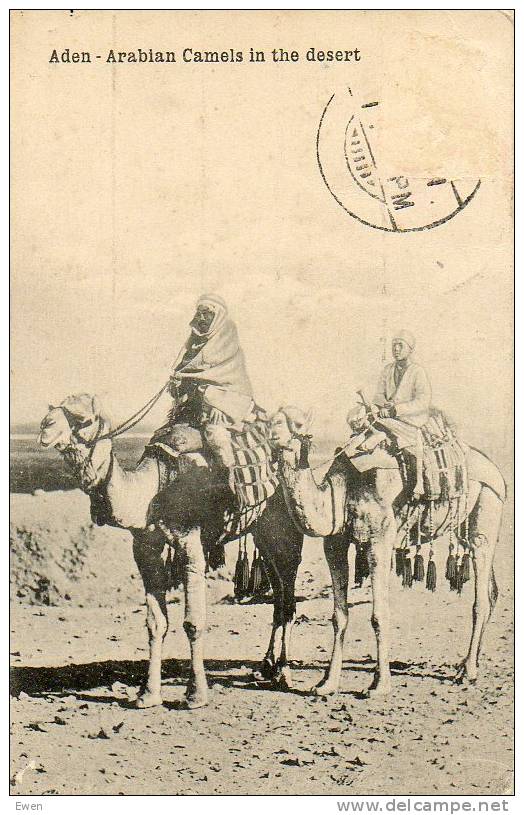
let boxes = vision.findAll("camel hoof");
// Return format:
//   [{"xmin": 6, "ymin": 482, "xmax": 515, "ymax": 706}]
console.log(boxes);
[
  {"xmin": 365, "ymin": 680, "xmax": 392, "ymax": 698},
  {"xmin": 272, "ymin": 666, "xmax": 293, "ymax": 691},
  {"xmin": 253, "ymin": 658, "xmax": 277, "ymax": 682},
  {"xmin": 366, "ymin": 683, "xmax": 391, "ymax": 699},
  {"xmin": 454, "ymin": 662, "xmax": 477, "ymax": 685},
  {"xmin": 182, "ymin": 691, "xmax": 209, "ymax": 710},
  {"xmin": 183, "ymin": 675, "xmax": 209, "ymax": 709},
  {"xmin": 135, "ymin": 691, "xmax": 163, "ymax": 709},
  {"xmin": 311, "ymin": 677, "xmax": 339, "ymax": 696}
]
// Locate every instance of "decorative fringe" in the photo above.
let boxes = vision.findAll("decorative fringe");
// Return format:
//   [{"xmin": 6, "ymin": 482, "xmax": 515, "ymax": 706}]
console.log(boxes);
[
  {"xmin": 449, "ymin": 553, "xmax": 461, "ymax": 591},
  {"xmin": 402, "ymin": 552, "xmax": 413, "ymax": 588},
  {"xmin": 233, "ymin": 544, "xmax": 244, "ymax": 599},
  {"xmin": 248, "ymin": 550, "xmax": 265, "ymax": 596},
  {"xmin": 413, "ymin": 545, "xmax": 425, "ymax": 582},
  {"xmin": 445, "ymin": 544, "xmax": 456, "ymax": 583},
  {"xmin": 426, "ymin": 550, "xmax": 437, "ymax": 592},
  {"xmin": 460, "ymin": 551, "xmax": 471, "ymax": 583},
  {"xmin": 234, "ymin": 543, "xmax": 250, "ymax": 600},
  {"xmin": 240, "ymin": 548, "xmax": 250, "ymax": 596},
  {"xmin": 395, "ymin": 548, "xmax": 405, "ymax": 577}
]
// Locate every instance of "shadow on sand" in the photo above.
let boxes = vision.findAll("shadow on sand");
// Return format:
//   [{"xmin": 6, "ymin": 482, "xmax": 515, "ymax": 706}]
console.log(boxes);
[{"xmin": 11, "ymin": 654, "xmax": 454, "ymax": 703}]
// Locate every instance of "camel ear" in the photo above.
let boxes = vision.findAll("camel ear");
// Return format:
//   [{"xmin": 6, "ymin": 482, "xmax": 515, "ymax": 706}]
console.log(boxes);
[
  {"xmin": 304, "ymin": 409, "xmax": 313, "ymax": 430},
  {"xmin": 91, "ymin": 395, "xmax": 102, "ymax": 418},
  {"xmin": 91, "ymin": 394, "xmax": 111, "ymax": 431}
]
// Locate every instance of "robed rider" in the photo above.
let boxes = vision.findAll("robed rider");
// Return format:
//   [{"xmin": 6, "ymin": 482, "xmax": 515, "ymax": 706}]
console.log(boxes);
[
  {"xmin": 157, "ymin": 294, "xmax": 256, "ymax": 474},
  {"xmin": 373, "ymin": 330, "xmax": 431, "ymax": 495}
]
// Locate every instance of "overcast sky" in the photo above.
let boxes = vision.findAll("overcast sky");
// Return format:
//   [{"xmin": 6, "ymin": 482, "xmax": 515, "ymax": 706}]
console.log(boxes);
[{"xmin": 11, "ymin": 11, "xmax": 513, "ymax": 455}]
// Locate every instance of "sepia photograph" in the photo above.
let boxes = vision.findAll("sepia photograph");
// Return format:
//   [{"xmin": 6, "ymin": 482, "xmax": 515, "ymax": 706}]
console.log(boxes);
[{"xmin": 9, "ymin": 8, "xmax": 514, "ymax": 800}]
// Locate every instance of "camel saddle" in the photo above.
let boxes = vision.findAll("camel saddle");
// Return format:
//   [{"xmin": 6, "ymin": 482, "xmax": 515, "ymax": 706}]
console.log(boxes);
[
  {"xmin": 144, "ymin": 419, "xmax": 279, "ymax": 511},
  {"xmin": 344, "ymin": 409, "xmax": 468, "ymax": 503}
]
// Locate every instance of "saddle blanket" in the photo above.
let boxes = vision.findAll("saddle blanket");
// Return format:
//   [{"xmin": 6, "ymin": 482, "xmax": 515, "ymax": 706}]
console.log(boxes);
[
  {"xmin": 420, "ymin": 414, "xmax": 467, "ymax": 501},
  {"xmin": 229, "ymin": 422, "xmax": 279, "ymax": 509},
  {"xmin": 146, "ymin": 419, "xmax": 279, "ymax": 512}
]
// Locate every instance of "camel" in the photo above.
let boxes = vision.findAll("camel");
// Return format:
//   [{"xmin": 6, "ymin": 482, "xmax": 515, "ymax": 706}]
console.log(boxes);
[
  {"xmin": 39, "ymin": 395, "xmax": 304, "ymax": 709},
  {"xmin": 276, "ymin": 422, "xmax": 506, "ymax": 698}
]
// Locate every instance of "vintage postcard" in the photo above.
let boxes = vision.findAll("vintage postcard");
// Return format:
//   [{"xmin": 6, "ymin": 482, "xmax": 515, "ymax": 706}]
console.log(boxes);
[{"xmin": 10, "ymin": 9, "xmax": 514, "ymax": 799}]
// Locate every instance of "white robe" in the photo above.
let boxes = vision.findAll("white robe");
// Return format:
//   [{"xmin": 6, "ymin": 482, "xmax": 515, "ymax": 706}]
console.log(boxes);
[{"xmin": 374, "ymin": 360, "xmax": 431, "ymax": 450}]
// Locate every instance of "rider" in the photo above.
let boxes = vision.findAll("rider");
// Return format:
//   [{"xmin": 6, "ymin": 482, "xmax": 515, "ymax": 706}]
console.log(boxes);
[
  {"xmin": 156, "ymin": 294, "xmax": 256, "ymax": 480},
  {"xmin": 372, "ymin": 330, "xmax": 431, "ymax": 496}
]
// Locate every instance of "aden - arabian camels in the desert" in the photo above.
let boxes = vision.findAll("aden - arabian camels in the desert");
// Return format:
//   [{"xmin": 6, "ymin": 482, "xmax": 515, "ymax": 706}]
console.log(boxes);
[{"xmin": 39, "ymin": 388, "xmax": 506, "ymax": 707}]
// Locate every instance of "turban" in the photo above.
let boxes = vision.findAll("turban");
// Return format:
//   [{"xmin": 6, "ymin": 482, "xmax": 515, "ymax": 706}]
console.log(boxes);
[
  {"xmin": 192, "ymin": 294, "xmax": 228, "ymax": 338},
  {"xmin": 393, "ymin": 330, "xmax": 416, "ymax": 350},
  {"xmin": 196, "ymin": 293, "xmax": 227, "ymax": 312}
]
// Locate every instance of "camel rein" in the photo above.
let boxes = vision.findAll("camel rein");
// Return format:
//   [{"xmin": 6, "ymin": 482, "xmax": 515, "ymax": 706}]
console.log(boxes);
[{"xmin": 85, "ymin": 383, "xmax": 169, "ymax": 447}]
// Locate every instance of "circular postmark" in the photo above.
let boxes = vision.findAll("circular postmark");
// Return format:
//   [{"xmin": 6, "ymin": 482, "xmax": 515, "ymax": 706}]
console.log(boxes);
[{"xmin": 316, "ymin": 87, "xmax": 481, "ymax": 233}]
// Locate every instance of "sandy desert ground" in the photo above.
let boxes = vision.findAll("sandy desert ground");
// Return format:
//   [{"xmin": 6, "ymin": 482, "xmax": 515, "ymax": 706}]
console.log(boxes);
[{"xmin": 10, "ymin": 488, "xmax": 514, "ymax": 796}]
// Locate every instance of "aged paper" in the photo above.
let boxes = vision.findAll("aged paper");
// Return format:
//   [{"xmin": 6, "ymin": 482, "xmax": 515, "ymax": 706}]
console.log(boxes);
[{"xmin": 10, "ymin": 10, "xmax": 513, "ymax": 798}]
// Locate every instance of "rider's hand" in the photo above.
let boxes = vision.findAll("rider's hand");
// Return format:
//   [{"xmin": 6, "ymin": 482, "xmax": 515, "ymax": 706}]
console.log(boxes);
[{"xmin": 378, "ymin": 405, "xmax": 392, "ymax": 419}]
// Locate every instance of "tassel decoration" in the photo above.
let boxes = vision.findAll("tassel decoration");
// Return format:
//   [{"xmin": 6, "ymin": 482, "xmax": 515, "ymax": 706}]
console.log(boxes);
[
  {"xmin": 395, "ymin": 548, "xmax": 405, "ymax": 577},
  {"xmin": 449, "ymin": 552, "xmax": 461, "ymax": 591},
  {"xmin": 249, "ymin": 551, "xmax": 265, "ymax": 596},
  {"xmin": 413, "ymin": 545, "xmax": 425, "ymax": 582},
  {"xmin": 239, "ymin": 547, "xmax": 250, "ymax": 597},
  {"xmin": 402, "ymin": 551, "xmax": 413, "ymax": 588},
  {"xmin": 445, "ymin": 544, "xmax": 456, "ymax": 582},
  {"xmin": 460, "ymin": 550, "xmax": 471, "ymax": 583},
  {"xmin": 426, "ymin": 549, "xmax": 437, "ymax": 592},
  {"xmin": 233, "ymin": 543, "xmax": 243, "ymax": 599}
]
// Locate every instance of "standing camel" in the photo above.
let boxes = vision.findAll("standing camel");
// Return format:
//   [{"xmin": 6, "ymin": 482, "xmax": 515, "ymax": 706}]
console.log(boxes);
[
  {"xmin": 39, "ymin": 395, "xmax": 305, "ymax": 709},
  {"xmin": 276, "ymin": 430, "xmax": 506, "ymax": 697}
]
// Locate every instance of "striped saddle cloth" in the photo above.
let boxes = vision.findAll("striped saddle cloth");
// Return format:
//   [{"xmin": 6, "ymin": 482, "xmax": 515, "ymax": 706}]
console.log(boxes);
[
  {"xmin": 229, "ymin": 421, "xmax": 279, "ymax": 510},
  {"xmin": 420, "ymin": 413, "xmax": 467, "ymax": 501},
  {"xmin": 147, "ymin": 419, "xmax": 279, "ymax": 538}
]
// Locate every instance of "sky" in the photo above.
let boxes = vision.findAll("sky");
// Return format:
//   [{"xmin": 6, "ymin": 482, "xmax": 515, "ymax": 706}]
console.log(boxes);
[{"xmin": 10, "ymin": 10, "xmax": 513, "ymax": 457}]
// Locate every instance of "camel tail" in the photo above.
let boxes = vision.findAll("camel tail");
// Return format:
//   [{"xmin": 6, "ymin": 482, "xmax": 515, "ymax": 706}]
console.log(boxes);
[{"xmin": 488, "ymin": 565, "xmax": 498, "ymax": 617}]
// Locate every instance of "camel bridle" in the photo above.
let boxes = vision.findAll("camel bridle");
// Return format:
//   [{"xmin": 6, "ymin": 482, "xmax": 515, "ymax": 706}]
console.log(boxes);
[{"xmin": 58, "ymin": 408, "xmax": 109, "ymax": 490}]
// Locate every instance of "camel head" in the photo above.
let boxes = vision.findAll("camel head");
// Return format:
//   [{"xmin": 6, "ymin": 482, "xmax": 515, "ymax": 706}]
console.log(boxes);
[
  {"xmin": 39, "ymin": 393, "xmax": 110, "ymax": 450},
  {"xmin": 270, "ymin": 407, "xmax": 352, "ymax": 538},
  {"xmin": 268, "ymin": 406, "xmax": 313, "ymax": 465},
  {"xmin": 39, "ymin": 394, "xmax": 113, "ymax": 490}
]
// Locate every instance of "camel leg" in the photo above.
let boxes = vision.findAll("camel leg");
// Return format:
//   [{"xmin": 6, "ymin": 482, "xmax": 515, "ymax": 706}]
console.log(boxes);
[
  {"xmin": 273, "ymin": 565, "xmax": 300, "ymax": 690},
  {"xmin": 133, "ymin": 536, "xmax": 168, "ymax": 708},
  {"xmin": 252, "ymin": 492, "xmax": 304, "ymax": 688},
  {"xmin": 256, "ymin": 619, "xmax": 279, "ymax": 680},
  {"xmin": 179, "ymin": 527, "xmax": 209, "ymax": 709},
  {"xmin": 456, "ymin": 487, "xmax": 501, "ymax": 684},
  {"xmin": 258, "ymin": 553, "xmax": 283, "ymax": 681},
  {"xmin": 367, "ymin": 510, "xmax": 396, "ymax": 697},
  {"xmin": 313, "ymin": 534, "xmax": 350, "ymax": 696}
]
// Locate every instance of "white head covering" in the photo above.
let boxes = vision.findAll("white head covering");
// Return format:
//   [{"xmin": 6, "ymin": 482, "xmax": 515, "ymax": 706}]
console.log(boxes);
[
  {"xmin": 393, "ymin": 329, "xmax": 416, "ymax": 350},
  {"xmin": 192, "ymin": 294, "xmax": 228, "ymax": 338}
]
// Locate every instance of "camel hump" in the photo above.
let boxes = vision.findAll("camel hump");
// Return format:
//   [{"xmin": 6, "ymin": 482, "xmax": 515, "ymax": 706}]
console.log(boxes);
[{"xmin": 463, "ymin": 445, "xmax": 507, "ymax": 503}]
